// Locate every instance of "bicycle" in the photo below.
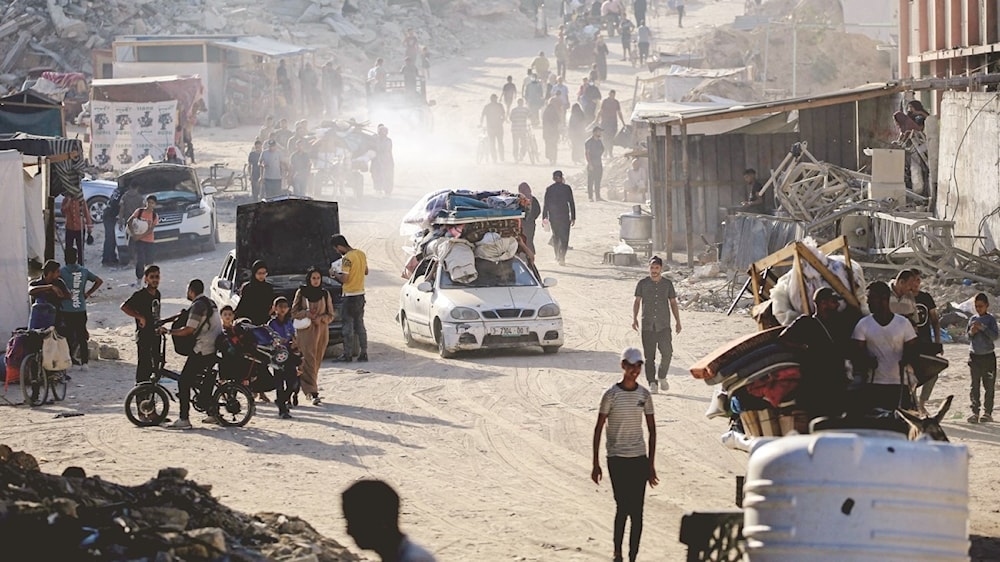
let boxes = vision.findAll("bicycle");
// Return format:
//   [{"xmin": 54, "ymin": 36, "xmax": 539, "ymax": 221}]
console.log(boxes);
[
  {"xmin": 124, "ymin": 316, "xmax": 255, "ymax": 428},
  {"xmin": 19, "ymin": 327, "xmax": 68, "ymax": 407},
  {"xmin": 523, "ymin": 126, "xmax": 540, "ymax": 165}
]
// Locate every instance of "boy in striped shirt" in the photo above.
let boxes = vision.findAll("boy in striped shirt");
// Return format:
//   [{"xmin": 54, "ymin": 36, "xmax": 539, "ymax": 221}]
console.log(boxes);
[{"xmin": 592, "ymin": 347, "xmax": 660, "ymax": 562}]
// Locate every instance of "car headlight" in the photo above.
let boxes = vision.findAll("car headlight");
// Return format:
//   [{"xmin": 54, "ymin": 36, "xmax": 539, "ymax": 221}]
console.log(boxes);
[
  {"xmin": 450, "ymin": 307, "xmax": 480, "ymax": 320},
  {"xmin": 538, "ymin": 303, "xmax": 561, "ymax": 317},
  {"xmin": 187, "ymin": 205, "xmax": 206, "ymax": 217}
]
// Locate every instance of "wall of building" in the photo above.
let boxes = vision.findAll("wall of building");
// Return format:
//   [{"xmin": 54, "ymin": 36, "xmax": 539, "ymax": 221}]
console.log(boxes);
[{"xmin": 936, "ymin": 90, "xmax": 1000, "ymax": 252}]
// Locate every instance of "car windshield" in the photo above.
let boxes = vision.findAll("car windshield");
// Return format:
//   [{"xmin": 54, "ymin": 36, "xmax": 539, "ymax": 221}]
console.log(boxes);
[{"xmin": 440, "ymin": 258, "xmax": 538, "ymax": 288}]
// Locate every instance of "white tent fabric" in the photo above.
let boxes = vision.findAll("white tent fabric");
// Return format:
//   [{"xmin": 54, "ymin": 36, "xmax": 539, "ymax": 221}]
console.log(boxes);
[
  {"xmin": 0, "ymin": 150, "xmax": 29, "ymax": 341},
  {"xmin": 23, "ymin": 169, "xmax": 44, "ymax": 262}
]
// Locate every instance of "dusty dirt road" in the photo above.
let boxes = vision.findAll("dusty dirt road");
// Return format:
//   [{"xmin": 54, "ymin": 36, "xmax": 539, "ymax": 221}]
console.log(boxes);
[{"xmin": 4, "ymin": 2, "xmax": 1000, "ymax": 560}]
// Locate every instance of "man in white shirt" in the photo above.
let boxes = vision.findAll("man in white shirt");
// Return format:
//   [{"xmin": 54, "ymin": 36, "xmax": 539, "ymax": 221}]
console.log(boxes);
[
  {"xmin": 624, "ymin": 158, "xmax": 648, "ymax": 201},
  {"xmin": 851, "ymin": 281, "xmax": 918, "ymax": 412}
]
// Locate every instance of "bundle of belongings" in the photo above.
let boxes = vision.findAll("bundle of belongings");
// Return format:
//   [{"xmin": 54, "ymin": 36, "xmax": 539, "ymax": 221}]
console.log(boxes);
[
  {"xmin": 768, "ymin": 238, "xmax": 867, "ymax": 326},
  {"xmin": 399, "ymin": 189, "xmax": 531, "ymax": 281},
  {"xmin": 691, "ymin": 327, "xmax": 806, "ymax": 438},
  {"xmin": 216, "ymin": 319, "xmax": 300, "ymax": 393}
]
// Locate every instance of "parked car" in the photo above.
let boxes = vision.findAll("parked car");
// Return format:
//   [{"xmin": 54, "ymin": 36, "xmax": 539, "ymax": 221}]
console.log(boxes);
[
  {"xmin": 210, "ymin": 197, "xmax": 345, "ymax": 345},
  {"xmin": 54, "ymin": 178, "xmax": 118, "ymax": 223},
  {"xmin": 114, "ymin": 163, "xmax": 218, "ymax": 260},
  {"xmin": 398, "ymin": 256, "xmax": 563, "ymax": 357}
]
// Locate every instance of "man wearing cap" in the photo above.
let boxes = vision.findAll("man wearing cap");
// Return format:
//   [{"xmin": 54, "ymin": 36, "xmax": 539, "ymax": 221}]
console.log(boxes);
[
  {"xmin": 259, "ymin": 139, "xmax": 284, "ymax": 198},
  {"xmin": 778, "ymin": 287, "xmax": 850, "ymax": 419},
  {"xmin": 585, "ymin": 127, "xmax": 606, "ymax": 201},
  {"xmin": 632, "ymin": 256, "xmax": 681, "ymax": 393},
  {"xmin": 591, "ymin": 347, "xmax": 659, "ymax": 562},
  {"xmin": 542, "ymin": 170, "xmax": 576, "ymax": 266}
]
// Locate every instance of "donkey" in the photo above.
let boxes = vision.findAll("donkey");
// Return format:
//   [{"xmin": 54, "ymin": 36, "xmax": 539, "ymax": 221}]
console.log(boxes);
[{"xmin": 896, "ymin": 395, "xmax": 954, "ymax": 442}]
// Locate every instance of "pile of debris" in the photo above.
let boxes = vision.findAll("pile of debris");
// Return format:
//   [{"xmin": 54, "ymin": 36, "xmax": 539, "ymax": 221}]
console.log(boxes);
[
  {"xmin": 0, "ymin": 444, "xmax": 361, "ymax": 561},
  {"xmin": 0, "ymin": 0, "xmax": 531, "ymax": 92}
]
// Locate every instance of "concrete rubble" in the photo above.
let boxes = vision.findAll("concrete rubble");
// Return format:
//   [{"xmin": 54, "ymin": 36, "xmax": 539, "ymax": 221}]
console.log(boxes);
[
  {"xmin": 0, "ymin": 444, "xmax": 362, "ymax": 561},
  {"xmin": 0, "ymin": 0, "xmax": 530, "ymax": 92}
]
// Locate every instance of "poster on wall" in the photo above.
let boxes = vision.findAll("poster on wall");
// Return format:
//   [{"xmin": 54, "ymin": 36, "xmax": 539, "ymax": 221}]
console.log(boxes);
[{"xmin": 90, "ymin": 100, "xmax": 177, "ymax": 170}]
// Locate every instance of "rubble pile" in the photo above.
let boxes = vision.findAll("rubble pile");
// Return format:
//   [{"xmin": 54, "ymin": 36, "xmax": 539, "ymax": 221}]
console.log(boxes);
[
  {"xmin": 689, "ymin": 1, "xmax": 889, "ymax": 97},
  {"xmin": 0, "ymin": 0, "xmax": 531, "ymax": 91},
  {"xmin": 0, "ymin": 444, "xmax": 361, "ymax": 562}
]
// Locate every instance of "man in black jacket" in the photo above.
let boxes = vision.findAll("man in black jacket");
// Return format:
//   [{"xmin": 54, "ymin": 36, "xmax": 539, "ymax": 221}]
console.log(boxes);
[{"xmin": 542, "ymin": 170, "xmax": 576, "ymax": 266}]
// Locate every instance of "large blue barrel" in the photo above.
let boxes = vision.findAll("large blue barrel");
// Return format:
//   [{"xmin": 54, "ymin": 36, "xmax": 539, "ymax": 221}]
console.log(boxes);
[
  {"xmin": 744, "ymin": 430, "xmax": 969, "ymax": 561},
  {"xmin": 28, "ymin": 302, "xmax": 56, "ymax": 330}
]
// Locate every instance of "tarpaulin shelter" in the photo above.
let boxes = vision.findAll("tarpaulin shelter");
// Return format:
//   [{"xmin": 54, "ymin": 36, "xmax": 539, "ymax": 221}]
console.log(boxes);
[
  {"xmin": 0, "ymin": 133, "xmax": 85, "ymax": 260},
  {"xmin": 0, "ymin": 90, "xmax": 65, "ymax": 137},
  {"xmin": 0, "ymin": 149, "xmax": 32, "ymax": 341},
  {"xmin": 90, "ymin": 75, "xmax": 204, "ymax": 127}
]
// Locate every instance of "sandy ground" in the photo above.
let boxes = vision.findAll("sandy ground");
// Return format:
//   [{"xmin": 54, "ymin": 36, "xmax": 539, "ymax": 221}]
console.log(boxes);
[{"xmin": 4, "ymin": 2, "xmax": 1000, "ymax": 560}]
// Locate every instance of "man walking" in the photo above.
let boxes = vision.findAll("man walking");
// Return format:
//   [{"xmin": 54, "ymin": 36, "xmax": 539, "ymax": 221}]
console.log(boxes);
[
  {"xmin": 102, "ymin": 186, "xmax": 123, "ymax": 266},
  {"xmin": 910, "ymin": 269, "xmax": 943, "ymax": 409},
  {"xmin": 591, "ymin": 347, "xmax": 659, "ymax": 562},
  {"xmin": 59, "ymin": 248, "xmax": 102, "ymax": 369},
  {"xmin": 585, "ymin": 127, "xmax": 606, "ymax": 201},
  {"xmin": 332, "ymin": 234, "xmax": 369, "ymax": 363},
  {"xmin": 289, "ymin": 139, "xmax": 312, "ymax": 197},
  {"xmin": 501, "ymin": 76, "xmax": 518, "ymax": 114},
  {"xmin": 851, "ymin": 281, "xmax": 918, "ymax": 412},
  {"xmin": 163, "ymin": 279, "xmax": 223, "ymax": 429},
  {"xmin": 121, "ymin": 265, "xmax": 162, "ymax": 384},
  {"xmin": 632, "ymin": 256, "xmax": 682, "ymax": 393},
  {"xmin": 61, "ymin": 194, "xmax": 93, "ymax": 266},
  {"xmin": 259, "ymin": 139, "xmax": 284, "ymax": 198},
  {"xmin": 480, "ymin": 94, "xmax": 506, "ymax": 163},
  {"xmin": 248, "ymin": 140, "xmax": 263, "ymax": 200},
  {"xmin": 599, "ymin": 90, "xmax": 625, "ymax": 158},
  {"xmin": 509, "ymin": 98, "xmax": 531, "ymax": 162},
  {"xmin": 542, "ymin": 170, "xmax": 576, "ymax": 266}
]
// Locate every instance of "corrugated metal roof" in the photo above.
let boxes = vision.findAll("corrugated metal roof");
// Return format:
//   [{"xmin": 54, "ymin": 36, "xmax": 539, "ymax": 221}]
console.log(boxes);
[
  {"xmin": 209, "ymin": 36, "xmax": 313, "ymax": 58},
  {"xmin": 92, "ymin": 75, "xmax": 196, "ymax": 87},
  {"xmin": 637, "ymin": 82, "xmax": 904, "ymax": 126}
]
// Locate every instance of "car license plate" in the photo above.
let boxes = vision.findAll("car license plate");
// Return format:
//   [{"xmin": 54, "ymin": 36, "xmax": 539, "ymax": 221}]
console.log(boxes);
[{"xmin": 490, "ymin": 326, "xmax": 529, "ymax": 337}]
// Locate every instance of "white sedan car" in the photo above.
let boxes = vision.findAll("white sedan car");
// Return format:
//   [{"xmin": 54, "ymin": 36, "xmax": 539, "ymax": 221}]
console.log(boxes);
[{"xmin": 398, "ymin": 256, "xmax": 563, "ymax": 357}]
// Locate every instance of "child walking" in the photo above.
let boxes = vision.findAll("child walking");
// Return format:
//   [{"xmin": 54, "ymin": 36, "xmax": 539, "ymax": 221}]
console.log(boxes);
[
  {"xmin": 269, "ymin": 297, "xmax": 300, "ymax": 419},
  {"xmin": 968, "ymin": 293, "xmax": 999, "ymax": 423},
  {"xmin": 591, "ymin": 347, "xmax": 659, "ymax": 562}
]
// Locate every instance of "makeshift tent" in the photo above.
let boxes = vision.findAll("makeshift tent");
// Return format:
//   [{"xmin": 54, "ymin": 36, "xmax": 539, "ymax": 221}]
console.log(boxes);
[
  {"xmin": 0, "ymin": 150, "xmax": 30, "ymax": 341},
  {"xmin": 0, "ymin": 90, "xmax": 65, "ymax": 137}
]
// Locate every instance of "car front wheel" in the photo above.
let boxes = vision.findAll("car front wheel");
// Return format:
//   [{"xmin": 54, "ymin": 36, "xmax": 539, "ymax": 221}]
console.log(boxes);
[{"xmin": 434, "ymin": 319, "xmax": 455, "ymax": 359}]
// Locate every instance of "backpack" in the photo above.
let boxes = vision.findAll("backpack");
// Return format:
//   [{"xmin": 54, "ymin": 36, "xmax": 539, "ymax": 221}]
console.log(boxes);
[{"xmin": 171, "ymin": 297, "xmax": 215, "ymax": 356}]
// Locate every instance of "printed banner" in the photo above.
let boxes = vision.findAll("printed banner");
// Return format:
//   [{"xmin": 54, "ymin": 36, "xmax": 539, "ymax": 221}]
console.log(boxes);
[{"xmin": 91, "ymin": 100, "xmax": 177, "ymax": 170}]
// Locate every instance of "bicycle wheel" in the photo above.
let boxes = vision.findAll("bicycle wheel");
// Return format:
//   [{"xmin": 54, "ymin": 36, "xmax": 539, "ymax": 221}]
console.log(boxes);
[
  {"xmin": 20, "ymin": 353, "xmax": 48, "ymax": 407},
  {"xmin": 124, "ymin": 384, "xmax": 171, "ymax": 427},
  {"xmin": 49, "ymin": 371, "xmax": 68, "ymax": 402},
  {"xmin": 213, "ymin": 383, "xmax": 255, "ymax": 427}
]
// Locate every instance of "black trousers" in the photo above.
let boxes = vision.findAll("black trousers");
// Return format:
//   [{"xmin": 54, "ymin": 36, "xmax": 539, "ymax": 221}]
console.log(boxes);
[
  {"xmin": 608, "ymin": 455, "xmax": 649, "ymax": 560},
  {"xmin": 550, "ymin": 218, "xmax": 571, "ymax": 262},
  {"xmin": 587, "ymin": 165, "xmax": 604, "ymax": 199},
  {"xmin": 641, "ymin": 328, "xmax": 672, "ymax": 383},
  {"xmin": 62, "ymin": 311, "xmax": 89, "ymax": 365},
  {"xmin": 134, "ymin": 241, "xmax": 154, "ymax": 280},
  {"xmin": 135, "ymin": 331, "xmax": 159, "ymax": 384},
  {"xmin": 102, "ymin": 219, "xmax": 118, "ymax": 264},
  {"xmin": 275, "ymin": 364, "xmax": 300, "ymax": 415},
  {"xmin": 65, "ymin": 229, "xmax": 85, "ymax": 265},
  {"xmin": 970, "ymin": 352, "xmax": 997, "ymax": 415},
  {"xmin": 179, "ymin": 352, "xmax": 217, "ymax": 420}
]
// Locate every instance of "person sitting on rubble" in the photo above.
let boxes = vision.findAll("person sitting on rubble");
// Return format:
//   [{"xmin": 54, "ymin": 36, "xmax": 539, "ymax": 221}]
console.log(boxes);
[{"xmin": 738, "ymin": 168, "xmax": 765, "ymax": 213}]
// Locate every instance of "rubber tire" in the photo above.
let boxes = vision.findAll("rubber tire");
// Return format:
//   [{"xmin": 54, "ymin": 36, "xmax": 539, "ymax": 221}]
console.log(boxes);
[
  {"xmin": 200, "ymin": 226, "xmax": 216, "ymax": 253},
  {"xmin": 124, "ymin": 383, "xmax": 171, "ymax": 427},
  {"xmin": 50, "ymin": 371, "xmax": 67, "ymax": 401},
  {"xmin": 542, "ymin": 346, "xmax": 561, "ymax": 354},
  {"xmin": 20, "ymin": 353, "xmax": 47, "ymax": 407},
  {"xmin": 87, "ymin": 196, "xmax": 109, "ymax": 224},
  {"xmin": 435, "ymin": 320, "xmax": 455, "ymax": 359},
  {"xmin": 213, "ymin": 383, "xmax": 255, "ymax": 427},
  {"xmin": 401, "ymin": 312, "xmax": 416, "ymax": 347}
]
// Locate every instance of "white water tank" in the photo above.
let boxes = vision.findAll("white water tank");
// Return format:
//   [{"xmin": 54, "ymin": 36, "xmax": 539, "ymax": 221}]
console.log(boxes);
[{"xmin": 743, "ymin": 430, "xmax": 969, "ymax": 561}]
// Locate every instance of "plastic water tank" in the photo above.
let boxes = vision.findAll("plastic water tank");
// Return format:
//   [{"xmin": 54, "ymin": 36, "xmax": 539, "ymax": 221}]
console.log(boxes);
[{"xmin": 743, "ymin": 430, "xmax": 969, "ymax": 561}]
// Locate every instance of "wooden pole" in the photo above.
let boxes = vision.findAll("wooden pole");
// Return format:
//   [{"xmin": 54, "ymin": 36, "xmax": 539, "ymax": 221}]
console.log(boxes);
[
  {"xmin": 681, "ymin": 124, "xmax": 693, "ymax": 266},
  {"xmin": 649, "ymin": 125, "xmax": 663, "ymax": 252},
  {"xmin": 665, "ymin": 124, "xmax": 674, "ymax": 261}
]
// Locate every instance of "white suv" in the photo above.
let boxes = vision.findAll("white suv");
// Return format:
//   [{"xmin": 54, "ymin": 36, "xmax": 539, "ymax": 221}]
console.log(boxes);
[{"xmin": 115, "ymin": 163, "xmax": 218, "ymax": 259}]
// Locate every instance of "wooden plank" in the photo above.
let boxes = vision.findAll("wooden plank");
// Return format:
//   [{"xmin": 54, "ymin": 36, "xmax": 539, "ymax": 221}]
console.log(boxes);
[
  {"xmin": 798, "ymin": 245, "xmax": 861, "ymax": 308},
  {"xmin": 793, "ymin": 248, "xmax": 811, "ymax": 313},
  {"xmin": 1, "ymin": 31, "xmax": 31, "ymax": 74},
  {"xmin": 682, "ymin": 125, "xmax": 694, "ymax": 266},
  {"xmin": 665, "ymin": 125, "xmax": 674, "ymax": 256}
]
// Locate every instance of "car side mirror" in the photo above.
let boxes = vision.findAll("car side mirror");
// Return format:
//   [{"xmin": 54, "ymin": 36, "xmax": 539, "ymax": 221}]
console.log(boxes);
[
  {"xmin": 217, "ymin": 278, "xmax": 231, "ymax": 290},
  {"xmin": 203, "ymin": 186, "xmax": 217, "ymax": 195},
  {"xmin": 542, "ymin": 277, "xmax": 558, "ymax": 288},
  {"xmin": 417, "ymin": 282, "xmax": 433, "ymax": 293}
]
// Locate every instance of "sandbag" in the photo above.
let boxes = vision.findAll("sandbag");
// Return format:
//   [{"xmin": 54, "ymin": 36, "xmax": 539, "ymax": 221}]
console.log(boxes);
[{"xmin": 41, "ymin": 329, "xmax": 72, "ymax": 371}]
